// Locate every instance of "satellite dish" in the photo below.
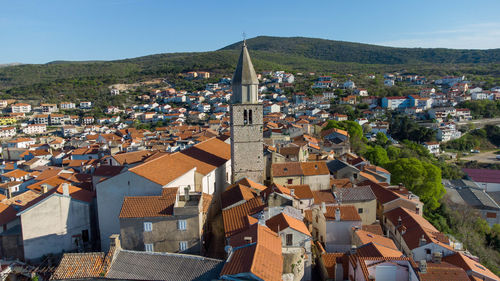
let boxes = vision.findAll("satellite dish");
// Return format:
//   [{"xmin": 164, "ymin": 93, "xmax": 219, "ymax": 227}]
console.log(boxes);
[{"xmin": 224, "ymin": 245, "xmax": 233, "ymax": 254}]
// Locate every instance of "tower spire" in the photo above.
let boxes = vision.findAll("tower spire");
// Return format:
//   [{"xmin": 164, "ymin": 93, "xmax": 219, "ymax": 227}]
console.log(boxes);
[{"xmin": 232, "ymin": 40, "xmax": 258, "ymax": 104}]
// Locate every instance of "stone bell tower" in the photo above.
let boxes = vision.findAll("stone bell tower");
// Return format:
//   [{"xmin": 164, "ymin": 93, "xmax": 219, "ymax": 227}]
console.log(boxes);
[{"xmin": 230, "ymin": 41, "xmax": 264, "ymax": 184}]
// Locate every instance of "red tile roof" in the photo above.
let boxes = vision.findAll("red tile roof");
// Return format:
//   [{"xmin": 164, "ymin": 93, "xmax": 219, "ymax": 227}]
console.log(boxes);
[
  {"xmin": 221, "ymin": 224, "xmax": 282, "ymax": 281},
  {"xmin": 265, "ymin": 213, "xmax": 311, "ymax": 237},
  {"xmin": 443, "ymin": 252, "xmax": 500, "ymax": 281},
  {"xmin": 221, "ymin": 184, "xmax": 258, "ymax": 209},
  {"xmin": 384, "ymin": 207, "xmax": 451, "ymax": 251},
  {"xmin": 222, "ymin": 197, "xmax": 265, "ymax": 237},
  {"xmin": 418, "ymin": 261, "xmax": 470, "ymax": 281},
  {"xmin": 119, "ymin": 188, "xmax": 178, "ymax": 218},
  {"xmin": 324, "ymin": 205, "xmax": 361, "ymax": 221}
]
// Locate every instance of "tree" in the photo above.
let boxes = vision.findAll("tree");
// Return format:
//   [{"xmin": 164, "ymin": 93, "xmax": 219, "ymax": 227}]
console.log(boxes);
[
  {"xmin": 375, "ymin": 132, "xmax": 388, "ymax": 147},
  {"xmin": 385, "ymin": 157, "xmax": 445, "ymax": 210},
  {"xmin": 365, "ymin": 145, "xmax": 389, "ymax": 166}
]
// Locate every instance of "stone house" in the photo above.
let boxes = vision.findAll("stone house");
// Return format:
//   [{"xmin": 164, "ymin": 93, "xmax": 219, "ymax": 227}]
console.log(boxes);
[
  {"xmin": 310, "ymin": 204, "xmax": 362, "ymax": 252},
  {"xmin": 271, "ymin": 161, "xmax": 330, "ymax": 191},
  {"xmin": 119, "ymin": 187, "xmax": 211, "ymax": 255}
]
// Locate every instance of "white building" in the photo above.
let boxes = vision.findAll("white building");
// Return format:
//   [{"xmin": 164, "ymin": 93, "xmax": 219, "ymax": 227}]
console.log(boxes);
[
  {"xmin": 110, "ymin": 88, "xmax": 120, "ymax": 96},
  {"xmin": 423, "ymin": 141, "xmax": 440, "ymax": 155},
  {"xmin": 343, "ymin": 80, "xmax": 356, "ymax": 89},
  {"xmin": 60, "ymin": 102, "xmax": 76, "ymax": 110},
  {"xmin": 11, "ymin": 103, "xmax": 31, "ymax": 113},
  {"xmin": 80, "ymin": 101, "xmax": 92, "ymax": 109},
  {"xmin": 0, "ymin": 127, "xmax": 16, "ymax": 138},
  {"xmin": 384, "ymin": 79, "xmax": 395, "ymax": 86},
  {"xmin": 22, "ymin": 124, "xmax": 47, "ymax": 135},
  {"xmin": 17, "ymin": 184, "xmax": 93, "ymax": 261}
]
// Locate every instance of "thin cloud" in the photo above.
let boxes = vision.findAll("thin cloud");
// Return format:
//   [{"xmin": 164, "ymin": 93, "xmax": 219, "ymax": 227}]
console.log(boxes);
[{"xmin": 377, "ymin": 23, "xmax": 500, "ymax": 49}]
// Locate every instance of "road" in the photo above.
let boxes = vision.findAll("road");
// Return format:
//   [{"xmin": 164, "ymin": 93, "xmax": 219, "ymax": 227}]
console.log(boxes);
[
  {"xmin": 460, "ymin": 150, "xmax": 500, "ymax": 164},
  {"xmin": 456, "ymin": 117, "xmax": 500, "ymax": 128}
]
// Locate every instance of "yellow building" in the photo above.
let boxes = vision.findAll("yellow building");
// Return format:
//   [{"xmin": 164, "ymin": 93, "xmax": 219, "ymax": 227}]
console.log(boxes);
[{"xmin": 0, "ymin": 116, "xmax": 17, "ymax": 126}]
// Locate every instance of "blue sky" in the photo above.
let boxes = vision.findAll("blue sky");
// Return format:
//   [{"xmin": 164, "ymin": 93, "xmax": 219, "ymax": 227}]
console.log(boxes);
[{"xmin": 1, "ymin": 0, "xmax": 499, "ymax": 64}]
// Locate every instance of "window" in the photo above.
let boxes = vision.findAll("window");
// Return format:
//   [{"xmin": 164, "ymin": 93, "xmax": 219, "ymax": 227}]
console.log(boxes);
[
  {"xmin": 243, "ymin": 110, "xmax": 248, "ymax": 125},
  {"xmin": 286, "ymin": 234, "xmax": 293, "ymax": 246},
  {"xmin": 358, "ymin": 208, "xmax": 363, "ymax": 214},
  {"xmin": 288, "ymin": 179, "xmax": 293, "ymax": 184},
  {"xmin": 177, "ymin": 220, "xmax": 187, "ymax": 230},
  {"xmin": 249, "ymin": 110, "xmax": 253, "ymax": 125},
  {"xmin": 145, "ymin": 243, "xmax": 154, "ymax": 252},
  {"xmin": 179, "ymin": 241, "xmax": 188, "ymax": 251},
  {"xmin": 82, "ymin": 230, "xmax": 89, "ymax": 242},
  {"xmin": 144, "ymin": 222, "xmax": 153, "ymax": 232},
  {"xmin": 425, "ymin": 249, "xmax": 431, "ymax": 255}
]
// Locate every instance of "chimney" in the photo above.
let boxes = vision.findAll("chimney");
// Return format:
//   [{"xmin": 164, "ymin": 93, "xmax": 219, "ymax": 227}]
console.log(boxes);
[
  {"xmin": 419, "ymin": 235, "xmax": 427, "ymax": 247},
  {"xmin": 244, "ymin": 236, "xmax": 253, "ymax": 244},
  {"xmin": 258, "ymin": 211, "xmax": 266, "ymax": 225},
  {"xmin": 109, "ymin": 234, "xmax": 121, "ymax": 250},
  {"xmin": 335, "ymin": 207, "xmax": 341, "ymax": 221},
  {"xmin": 331, "ymin": 183, "xmax": 336, "ymax": 193},
  {"xmin": 184, "ymin": 186, "xmax": 190, "ymax": 201},
  {"xmin": 290, "ymin": 189, "xmax": 295, "ymax": 197},
  {"xmin": 321, "ymin": 202, "xmax": 327, "ymax": 214},
  {"xmin": 419, "ymin": 260, "xmax": 427, "ymax": 274},
  {"xmin": 62, "ymin": 183, "xmax": 70, "ymax": 196},
  {"xmin": 350, "ymin": 244, "xmax": 357, "ymax": 255},
  {"xmin": 41, "ymin": 184, "xmax": 49, "ymax": 194},
  {"xmin": 432, "ymin": 252, "xmax": 442, "ymax": 264},
  {"xmin": 6, "ymin": 188, "xmax": 12, "ymax": 199},
  {"xmin": 399, "ymin": 183, "xmax": 404, "ymax": 191}
]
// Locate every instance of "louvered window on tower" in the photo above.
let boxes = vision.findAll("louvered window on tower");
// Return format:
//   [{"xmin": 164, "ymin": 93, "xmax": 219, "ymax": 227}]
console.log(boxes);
[
  {"xmin": 243, "ymin": 110, "xmax": 248, "ymax": 125},
  {"xmin": 177, "ymin": 220, "xmax": 187, "ymax": 230},
  {"xmin": 249, "ymin": 110, "xmax": 253, "ymax": 124},
  {"xmin": 144, "ymin": 222, "xmax": 152, "ymax": 232}
]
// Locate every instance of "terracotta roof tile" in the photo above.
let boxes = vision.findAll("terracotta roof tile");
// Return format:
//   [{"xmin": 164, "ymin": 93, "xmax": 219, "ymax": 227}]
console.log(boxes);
[
  {"xmin": 321, "ymin": 253, "xmax": 346, "ymax": 279},
  {"xmin": 0, "ymin": 202, "xmax": 18, "ymax": 225},
  {"xmin": 221, "ymin": 224, "xmax": 282, "ymax": 281},
  {"xmin": 324, "ymin": 205, "xmax": 361, "ymax": 221},
  {"xmin": 221, "ymin": 184, "xmax": 257, "ymax": 209},
  {"xmin": 418, "ymin": 261, "xmax": 470, "ymax": 281},
  {"xmin": 287, "ymin": 184, "xmax": 313, "ymax": 199},
  {"xmin": 353, "ymin": 229, "xmax": 398, "ymax": 251},
  {"xmin": 271, "ymin": 161, "xmax": 329, "ymax": 177},
  {"xmin": 443, "ymin": 252, "xmax": 500, "ymax": 281},
  {"xmin": 355, "ymin": 242, "xmax": 403, "ymax": 258},
  {"xmin": 236, "ymin": 178, "xmax": 267, "ymax": 192},
  {"xmin": 384, "ymin": 207, "xmax": 450, "ymax": 251},
  {"xmin": 361, "ymin": 223, "xmax": 384, "ymax": 236},
  {"xmin": 52, "ymin": 252, "xmax": 106, "ymax": 279},
  {"xmin": 266, "ymin": 213, "xmax": 311, "ymax": 236},
  {"xmin": 119, "ymin": 187, "xmax": 178, "ymax": 218},
  {"xmin": 330, "ymin": 178, "xmax": 353, "ymax": 188},
  {"xmin": 222, "ymin": 197, "xmax": 265, "ymax": 237},
  {"xmin": 111, "ymin": 150, "xmax": 157, "ymax": 165}
]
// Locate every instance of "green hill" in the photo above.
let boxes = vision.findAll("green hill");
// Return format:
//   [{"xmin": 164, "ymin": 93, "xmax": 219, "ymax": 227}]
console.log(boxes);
[
  {"xmin": 222, "ymin": 36, "xmax": 500, "ymax": 64},
  {"xmin": 1, "ymin": 36, "xmax": 500, "ymax": 104}
]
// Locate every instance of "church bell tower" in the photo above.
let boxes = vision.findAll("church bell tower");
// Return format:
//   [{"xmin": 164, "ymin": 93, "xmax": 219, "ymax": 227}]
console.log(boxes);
[{"xmin": 230, "ymin": 41, "xmax": 264, "ymax": 184}]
